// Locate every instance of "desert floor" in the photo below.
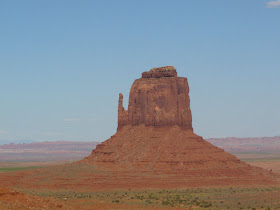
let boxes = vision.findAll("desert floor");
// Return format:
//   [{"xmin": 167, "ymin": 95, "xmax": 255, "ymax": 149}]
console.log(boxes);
[{"xmin": 0, "ymin": 154, "xmax": 280, "ymax": 209}]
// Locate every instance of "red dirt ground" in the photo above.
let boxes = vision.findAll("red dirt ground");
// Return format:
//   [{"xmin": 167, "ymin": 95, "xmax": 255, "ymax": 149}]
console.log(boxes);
[
  {"xmin": 0, "ymin": 188, "xmax": 66, "ymax": 209},
  {"xmin": 0, "ymin": 188, "xmax": 188, "ymax": 210}
]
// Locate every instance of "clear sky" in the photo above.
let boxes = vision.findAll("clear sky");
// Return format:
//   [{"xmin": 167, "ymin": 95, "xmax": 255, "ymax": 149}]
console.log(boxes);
[{"xmin": 1, "ymin": 0, "xmax": 280, "ymax": 144}]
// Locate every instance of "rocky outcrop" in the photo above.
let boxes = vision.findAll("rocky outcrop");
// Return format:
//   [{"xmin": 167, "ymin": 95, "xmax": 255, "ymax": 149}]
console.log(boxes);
[
  {"xmin": 118, "ymin": 66, "xmax": 192, "ymax": 130},
  {"xmin": 142, "ymin": 66, "xmax": 177, "ymax": 78},
  {"xmin": 118, "ymin": 93, "xmax": 128, "ymax": 129},
  {"xmin": 80, "ymin": 66, "xmax": 277, "ymax": 186}
]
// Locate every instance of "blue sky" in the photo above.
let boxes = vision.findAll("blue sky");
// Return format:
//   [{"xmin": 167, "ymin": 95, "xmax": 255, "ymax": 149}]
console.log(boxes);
[{"xmin": 0, "ymin": 0, "xmax": 279, "ymax": 143}]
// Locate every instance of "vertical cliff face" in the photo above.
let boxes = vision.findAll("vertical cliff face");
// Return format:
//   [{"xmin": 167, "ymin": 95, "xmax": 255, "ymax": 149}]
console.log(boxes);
[{"xmin": 118, "ymin": 66, "xmax": 192, "ymax": 130}]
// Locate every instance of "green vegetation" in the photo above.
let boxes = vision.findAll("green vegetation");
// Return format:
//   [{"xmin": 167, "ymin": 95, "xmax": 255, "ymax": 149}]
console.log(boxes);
[
  {"xmin": 0, "ymin": 166, "xmax": 42, "ymax": 172},
  {"xmin": 241, "ymin": 157, "xmax": 280, "ymax": 162},
  {"xmin": 20, "ymin": 187, "xmax": 280, "ymax": 209}
]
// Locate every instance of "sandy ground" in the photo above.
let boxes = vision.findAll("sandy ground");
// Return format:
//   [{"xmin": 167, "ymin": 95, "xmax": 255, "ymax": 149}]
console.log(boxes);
[{"xmin": 0, "ymin": 153, "xmax": 279, "ymax": 209}]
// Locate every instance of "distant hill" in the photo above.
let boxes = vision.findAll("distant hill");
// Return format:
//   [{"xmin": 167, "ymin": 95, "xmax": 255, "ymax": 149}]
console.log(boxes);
[
  {"xmin": 0, "ymin": 141, "xmax": 99, "ymax": 162},
  {"xmin": 206, "ymin": 136, "xmax": 280, "ymax": 173},
  {"xmin": 206, "ymin": 136, "xmax": 280, "ymax": 154},
  {"xmin": 1, "ymin": 137, "xmax": 280, "ymax": 163}
]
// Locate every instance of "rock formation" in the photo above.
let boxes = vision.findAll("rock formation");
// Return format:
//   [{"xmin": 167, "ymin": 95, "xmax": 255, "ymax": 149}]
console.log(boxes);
[
  {"xmin": 118, "ymin": 66, "xmax": 192, "ymax": 130},
  {"xmin": 117, "ymin": 93, "xmax": 128, "ymax": 128},
  {"xmin": 142, "ymin": 66, "xmax": 177, "ymax": 78},
  {"xmin": 0, "ymin": 66, "xmax": 277, "ymax": 193},
  {"xmin": 81, "ymin": 66, "xmax": 276, "ymax": 186}
]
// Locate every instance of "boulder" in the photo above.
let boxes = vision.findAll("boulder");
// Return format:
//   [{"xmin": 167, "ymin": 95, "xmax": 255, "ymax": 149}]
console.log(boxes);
[{"xmin": 142, "ymin": 66, "xmax": 177, "ymax": 78}]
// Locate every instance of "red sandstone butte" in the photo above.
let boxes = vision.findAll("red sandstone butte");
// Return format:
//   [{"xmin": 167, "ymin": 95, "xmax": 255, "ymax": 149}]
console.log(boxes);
[
  {"xmin": 118, "ymin": 66, "xmax": 192, "ymax": 130},
  {"xmin": 82, "ymin": 66, "xmax": 277, "ymax": 185}
]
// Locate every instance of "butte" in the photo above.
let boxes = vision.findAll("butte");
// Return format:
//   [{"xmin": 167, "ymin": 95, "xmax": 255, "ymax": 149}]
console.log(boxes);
[
  {"xmin": 0, "ymin": 66, "xmax": 278, "ymax": 192},
  {"xmin": 80, "ymin": 66, "xmax": 277, "ymax": 186}
]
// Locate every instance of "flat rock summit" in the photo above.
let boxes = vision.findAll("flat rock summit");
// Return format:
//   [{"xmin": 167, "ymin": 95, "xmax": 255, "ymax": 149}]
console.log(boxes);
[{"xmin": 80, "ymin": 66, "xmax": 276, "ymax": 186}]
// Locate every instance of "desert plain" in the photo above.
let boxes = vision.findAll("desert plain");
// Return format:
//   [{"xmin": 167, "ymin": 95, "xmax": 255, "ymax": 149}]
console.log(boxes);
[{"xmin": 0, "ymin": 138, "xmax": 280, "ymax": 210}]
